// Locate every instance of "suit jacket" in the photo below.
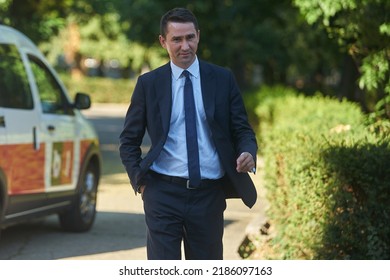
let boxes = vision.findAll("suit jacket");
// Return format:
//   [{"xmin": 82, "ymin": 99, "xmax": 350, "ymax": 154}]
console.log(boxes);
[{"xmin": 119, "ymin": 60, "xmax": 258, "ymax": 208}]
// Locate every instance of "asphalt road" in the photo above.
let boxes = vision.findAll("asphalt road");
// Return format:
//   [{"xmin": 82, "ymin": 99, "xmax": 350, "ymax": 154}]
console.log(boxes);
[{"xmin": 0, "ymin": 103, "xmax": 265, "ymax": 260}]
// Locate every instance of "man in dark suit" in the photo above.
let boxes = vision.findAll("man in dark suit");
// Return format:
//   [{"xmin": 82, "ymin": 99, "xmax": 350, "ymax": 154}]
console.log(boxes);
[{"xmin": 119, "ymin": 7, "xmax": 258, "ymax": 260}]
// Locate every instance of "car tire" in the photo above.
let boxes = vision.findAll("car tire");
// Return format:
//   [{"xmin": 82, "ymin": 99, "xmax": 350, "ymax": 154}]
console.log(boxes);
[{"xmin": 59, "ymin": 162, "xmax": 98, "ymax": 232}]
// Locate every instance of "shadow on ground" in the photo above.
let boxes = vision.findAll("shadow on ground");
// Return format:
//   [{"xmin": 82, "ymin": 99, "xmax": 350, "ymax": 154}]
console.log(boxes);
[{"xmin": 0, "ymin": 211, "xmax": 145, "ymax": 260}]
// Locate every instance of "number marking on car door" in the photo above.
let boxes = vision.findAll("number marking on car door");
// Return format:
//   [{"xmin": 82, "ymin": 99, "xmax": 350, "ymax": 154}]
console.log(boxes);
[{"xmin": 51, "ymin": 141, "xmax": 74, "ymax": 186}]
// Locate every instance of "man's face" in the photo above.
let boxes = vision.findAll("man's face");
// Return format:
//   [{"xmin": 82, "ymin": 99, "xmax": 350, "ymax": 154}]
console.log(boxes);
[{"xmin": 159, "ymin": 21, "xmax": 200, "ymax": 69}]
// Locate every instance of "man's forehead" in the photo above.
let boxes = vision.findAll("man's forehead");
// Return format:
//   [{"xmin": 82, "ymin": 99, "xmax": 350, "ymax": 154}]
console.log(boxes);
[{"xmin": 166, "ymin": 21, "xmax": 197, "ymax": 36}]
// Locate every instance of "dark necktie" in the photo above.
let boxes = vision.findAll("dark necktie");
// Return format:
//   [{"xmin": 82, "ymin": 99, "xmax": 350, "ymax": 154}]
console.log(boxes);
[{"xmin": 183, "ymin": 70, "xmax": 201, "ymax": 187}]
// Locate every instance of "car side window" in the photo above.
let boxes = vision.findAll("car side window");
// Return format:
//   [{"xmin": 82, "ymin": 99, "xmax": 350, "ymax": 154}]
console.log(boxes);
[
  {"xmin": 28, "ymin": 55, "xmax": 73, "ymax": 115},
  {"xmin": 0, "ymin": 44, "xmax": 34, "ymax": 109}
]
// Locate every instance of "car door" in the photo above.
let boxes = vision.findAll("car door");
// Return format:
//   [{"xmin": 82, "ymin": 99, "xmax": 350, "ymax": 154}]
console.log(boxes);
[
  {"xmin": 27, "ymin": 55, "xmax": 78, "ymax": 198},
  {"xmin": 0, "ymin": 43, "xmax": 46, "ymax": 217},
  {"xmin": 0, "ymin": 107, "xmax": 6, "ymax": 179},
  {"xmin": 0, "ymin": 108, "xmax": 5, "ymax": 144}
]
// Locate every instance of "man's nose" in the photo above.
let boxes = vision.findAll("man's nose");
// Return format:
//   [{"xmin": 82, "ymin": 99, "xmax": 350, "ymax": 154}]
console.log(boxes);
[{"xmin": 181, "ymin": 40, "xmax": 190, "ymax": 50}]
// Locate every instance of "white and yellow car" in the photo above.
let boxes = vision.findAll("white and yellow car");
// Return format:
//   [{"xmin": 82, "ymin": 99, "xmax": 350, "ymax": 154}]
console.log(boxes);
[{"xmin": 0, "ymin": 25, "xmax": 101, "ymax": 235}]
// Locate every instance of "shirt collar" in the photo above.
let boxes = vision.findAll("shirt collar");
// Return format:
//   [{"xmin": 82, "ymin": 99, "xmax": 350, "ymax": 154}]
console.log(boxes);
[{"xmin": 171, "ymin": 56, "xmax": 200, "ymax": 81}]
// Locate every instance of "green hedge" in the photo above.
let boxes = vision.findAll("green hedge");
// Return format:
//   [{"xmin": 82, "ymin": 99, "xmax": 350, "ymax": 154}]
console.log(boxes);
[
  {"xmin": 254, "ymin": 87, "xmax": 390, "ymax": 259},
  {"xmin": 60, "ymin": 74, "xmax": 136, "ymax": 104}
]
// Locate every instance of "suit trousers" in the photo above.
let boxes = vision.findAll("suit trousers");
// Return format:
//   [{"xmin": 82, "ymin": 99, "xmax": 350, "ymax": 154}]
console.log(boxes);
[{"xmin": 142, "ymin": 174, "xmax": 226, "ymax": 260}]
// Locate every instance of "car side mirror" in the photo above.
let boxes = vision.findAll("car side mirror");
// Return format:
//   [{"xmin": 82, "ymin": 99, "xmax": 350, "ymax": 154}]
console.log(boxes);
[{"xmin": 74, "ymin": 92, "xmax": 91, "ymax": 110}]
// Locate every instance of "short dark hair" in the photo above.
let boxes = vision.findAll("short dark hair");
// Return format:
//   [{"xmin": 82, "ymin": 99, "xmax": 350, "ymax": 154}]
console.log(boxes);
[{"xmin": 160, "ymin": 7, "xmax": 199, "ymax": 37}]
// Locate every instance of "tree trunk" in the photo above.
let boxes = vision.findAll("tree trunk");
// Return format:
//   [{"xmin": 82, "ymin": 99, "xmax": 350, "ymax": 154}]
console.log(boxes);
[
  {"xmin": 64, "ymin": 22, "xmax": 83, "ymax": 79},
  {"xmin": 338, "ymin": 54, "xmax": 368, "ymax": 111}
]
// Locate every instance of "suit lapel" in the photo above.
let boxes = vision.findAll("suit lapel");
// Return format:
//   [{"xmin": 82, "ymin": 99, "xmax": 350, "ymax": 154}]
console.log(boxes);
[
  {"xmin": 199, "ymin": 61, "xmax": 216, "ymax": 120},
  {"xmin": 154, "ymin": 63, "xmax": 172, "ymax": 134}
]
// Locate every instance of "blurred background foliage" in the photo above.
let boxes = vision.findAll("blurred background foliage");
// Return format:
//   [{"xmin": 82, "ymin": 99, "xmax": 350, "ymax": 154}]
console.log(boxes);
[{"xmin": 1, "ymin": 0, "xmax": 388, "ymax": 118}]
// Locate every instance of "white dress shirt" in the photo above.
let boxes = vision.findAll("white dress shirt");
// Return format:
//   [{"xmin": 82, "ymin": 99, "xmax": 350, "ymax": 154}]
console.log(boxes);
[{"xmin": 150, "ymin": 57, "xmax": 224, "ymax": 179}]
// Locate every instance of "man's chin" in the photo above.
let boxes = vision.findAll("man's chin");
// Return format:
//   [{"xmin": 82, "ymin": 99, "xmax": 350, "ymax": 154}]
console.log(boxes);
[{"xmin": 177, "ymin": 56, "xmax": 195, "ymax": 68}]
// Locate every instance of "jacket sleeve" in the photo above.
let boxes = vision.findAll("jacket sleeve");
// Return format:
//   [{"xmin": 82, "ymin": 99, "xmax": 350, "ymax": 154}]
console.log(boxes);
[
  {"xmin": 119, "ymin": 76, "xmax": 147, "ymax": 192},
  {"xmin": 228, "ymin": 71, "xmax": 258, "ymax": 163}
]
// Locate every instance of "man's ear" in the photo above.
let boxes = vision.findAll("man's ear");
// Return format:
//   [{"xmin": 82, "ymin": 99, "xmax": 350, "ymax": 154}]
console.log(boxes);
[{"xmin": 159, "ymin": 35, "xmax": 166, "ymax": 49}]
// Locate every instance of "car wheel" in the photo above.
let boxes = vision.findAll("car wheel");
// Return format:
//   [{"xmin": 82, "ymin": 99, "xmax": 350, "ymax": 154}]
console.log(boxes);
[{"xmin": 59, "ymin": 162, "xmax": 98, "ymax": 232}]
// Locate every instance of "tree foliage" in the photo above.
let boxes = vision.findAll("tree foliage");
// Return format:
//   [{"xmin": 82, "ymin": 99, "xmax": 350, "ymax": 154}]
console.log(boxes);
[
  {"xmin": 0, "ymin": 0, "xmax": 343, "ymax": 87},
  {"xmin": 2, "ymin": 0, "xmax": 387, "ymax": 109},
  {"xmin": 117, "ymin": 0, "xmax": 343, "ymax": 90},
  {"xmin": 294, "ymin": 0, "xmax": 390, "ymax": 115},
  {"xmin": 0, "ymin": 0, "xmax": 71, "ymax": 42}
]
